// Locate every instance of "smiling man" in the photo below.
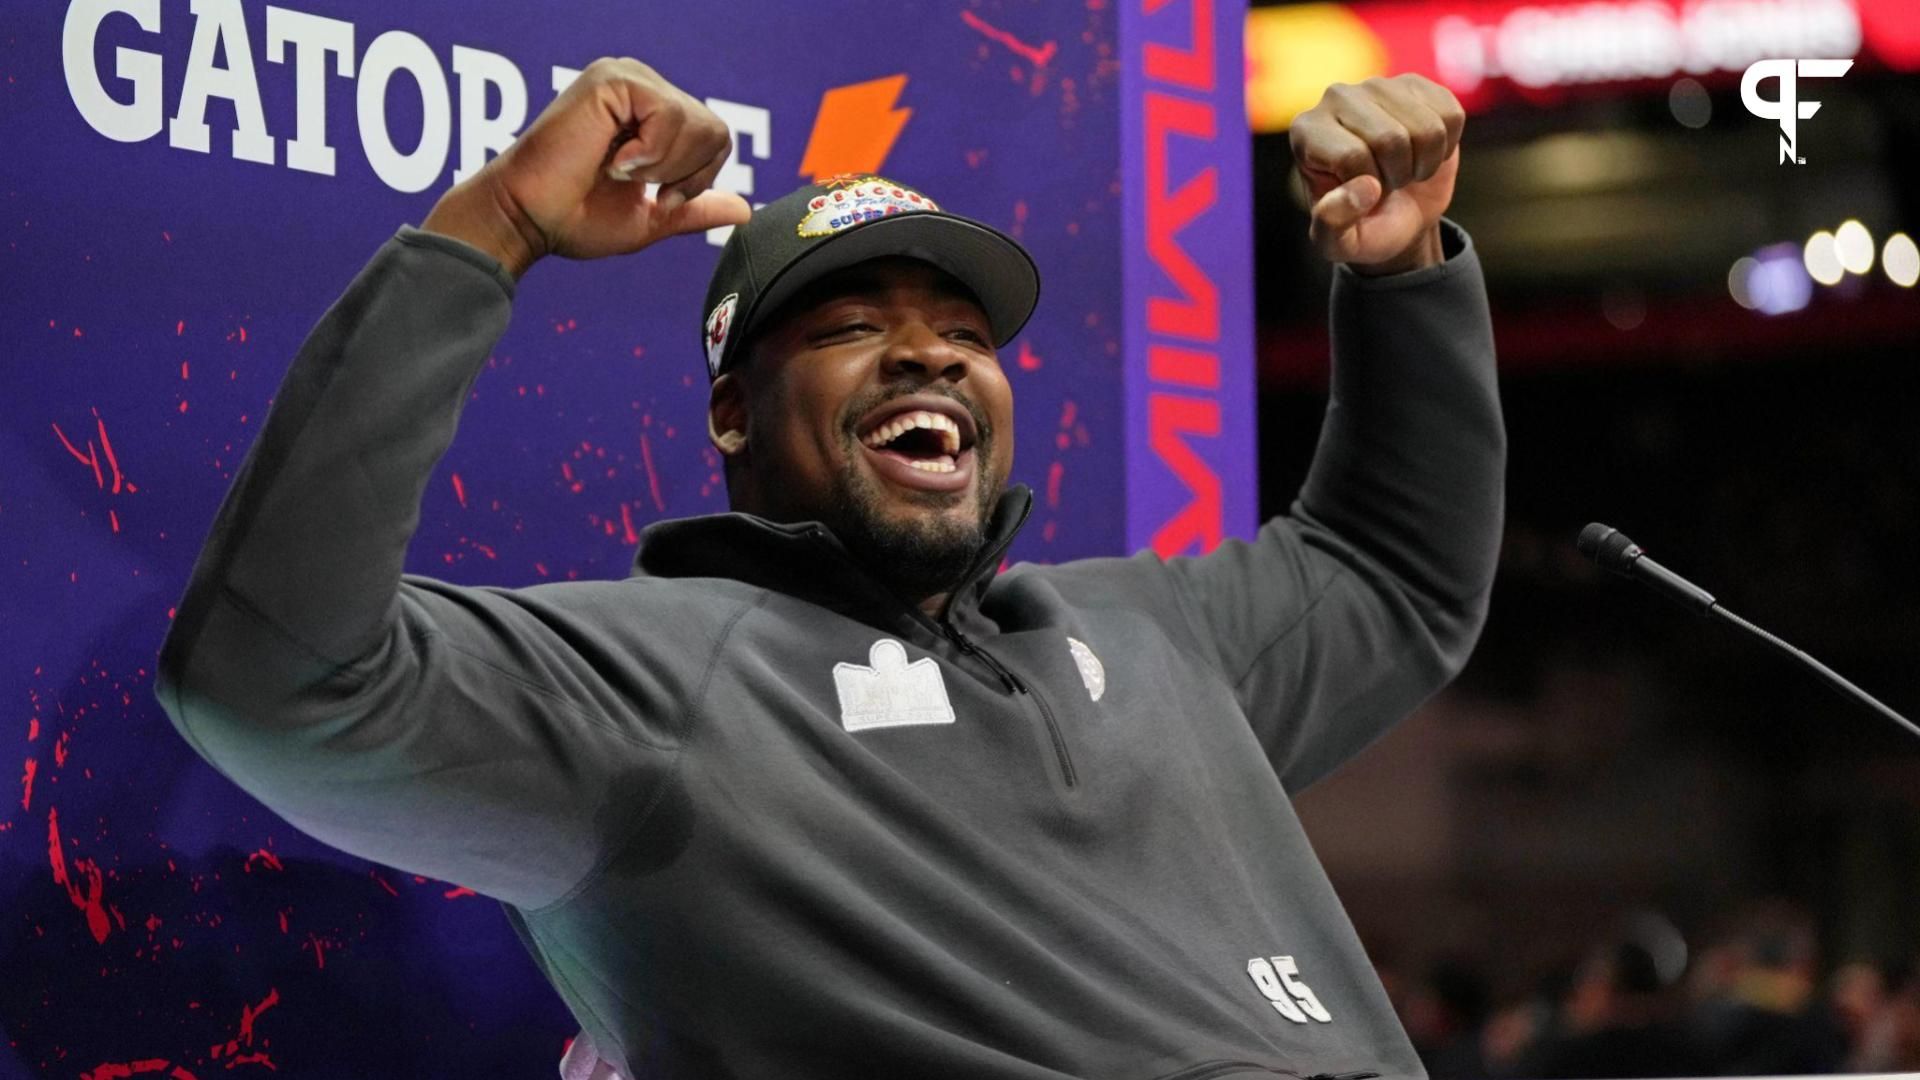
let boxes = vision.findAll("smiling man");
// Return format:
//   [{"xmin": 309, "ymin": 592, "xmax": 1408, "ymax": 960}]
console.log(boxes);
[
  {"xmin": 703, "ymin": 238, "xmax": 1027, "ymax": 615},
  {"xmin": 157, "ymin": 57, "xmax": 1502, "ymax": 1080}
]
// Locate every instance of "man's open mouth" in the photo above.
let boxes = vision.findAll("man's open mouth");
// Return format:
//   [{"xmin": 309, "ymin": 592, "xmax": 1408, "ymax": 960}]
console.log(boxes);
[{"xmin": 855, "ymin": 396, "xmax": 979, "ymax": 493}]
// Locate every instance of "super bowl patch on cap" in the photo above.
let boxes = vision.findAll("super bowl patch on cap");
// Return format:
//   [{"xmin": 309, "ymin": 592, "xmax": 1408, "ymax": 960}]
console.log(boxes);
[
  {"xmin": 797, "ymin": 177, "xmax": 940, "ymax": 238},
  {"xmin": 698, "ymin": 173, "xmax": 1040, "ymax": 380}
]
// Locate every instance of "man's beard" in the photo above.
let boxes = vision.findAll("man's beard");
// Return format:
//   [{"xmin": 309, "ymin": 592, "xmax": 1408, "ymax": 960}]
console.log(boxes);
[{"xmin": 823, "ymin": 416, "xmax": 1001, "ymax": 605}]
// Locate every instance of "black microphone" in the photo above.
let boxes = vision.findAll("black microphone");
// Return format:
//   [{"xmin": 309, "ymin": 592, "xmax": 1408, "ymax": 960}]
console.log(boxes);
[
  {"xmin": 1579, "ymin": 522, "xmax": 1919, "ymax": 743},
  {"xmin": 1577, "ymin": 523, "xmax": 1717, "ymax": 616}
]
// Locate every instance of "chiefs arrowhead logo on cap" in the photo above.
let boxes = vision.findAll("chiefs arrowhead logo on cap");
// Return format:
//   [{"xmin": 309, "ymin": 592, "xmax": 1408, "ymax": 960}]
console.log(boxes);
[{"xmin": 704, "ymin": 293, "xmax": 739, "ymax": 378}]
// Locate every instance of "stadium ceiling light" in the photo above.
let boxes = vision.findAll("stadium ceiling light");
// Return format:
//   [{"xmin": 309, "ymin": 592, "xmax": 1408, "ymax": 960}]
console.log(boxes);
[{"xmin": 1835, "ymin": 220, "xmax": 1875, "ymax": 275}]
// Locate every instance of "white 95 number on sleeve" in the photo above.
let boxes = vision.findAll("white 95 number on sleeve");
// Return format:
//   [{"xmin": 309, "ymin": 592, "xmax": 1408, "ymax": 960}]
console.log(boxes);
[{"xmin": 1246, "ymin": 955, "xmax": 1332, "ymax": 1023}]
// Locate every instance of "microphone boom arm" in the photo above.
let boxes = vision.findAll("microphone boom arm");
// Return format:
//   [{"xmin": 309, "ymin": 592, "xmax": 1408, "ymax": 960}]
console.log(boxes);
[{"xmin": 1579, "ymin": 522, "xmax": 1920, "ymax": 743}]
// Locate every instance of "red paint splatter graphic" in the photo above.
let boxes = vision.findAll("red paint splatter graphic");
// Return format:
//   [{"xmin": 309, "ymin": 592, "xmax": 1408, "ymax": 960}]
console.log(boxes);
[
  {"xmin": 97, "ymin": 416, "xmax": 126, "ymax": 492},
  {"xmin": 238, "ymin": 988, "xmax": 280, "ymax": 1039},
  {"xmin": 961, "ymin": 10, "xmax": 1059, "ymax": 68},
  {"xmin": 20, "ymin": 756, "xmax": 36, "ymax": 810},
  {"xmin": 48, "ymin": 806, "xmax": 114, "ymax": 944},
  {"xmin": 451, "ymin": 471, "xmax": 468, "ymax": 508},
  {"xmin": 638, "ymin": 433, "xmax": 665, "ymax": 512},
  {"xmin": 53, "ymin": 421, "xmax": 105, "ymax": 488},
  {"xmin": 79, "ymin": 1059, "xmax": 197, "ymax": 1079},
  {"xmin": 207, "ymin": 987, "xmax": 282, "ymax": 1070},
  {"xmin": 82, "ymin": 986, "xmax": 284, "ymax": 1075},
  {"xmin": 53, "ymin": 412, "xmax": 140, "ymax": 538}
]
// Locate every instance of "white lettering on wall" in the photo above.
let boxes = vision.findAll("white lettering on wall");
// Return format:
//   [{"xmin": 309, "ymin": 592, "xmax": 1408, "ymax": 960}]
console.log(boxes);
[
  {"xmin": 169, "ymin": 0, "xmax": 275, "ymax": 164},
  {"xmin": 57, "ymin": 5, "xmax": 773, "ymax": 199},
  {"xmin": 704, "ymin": 98, "xmax": 770, "ymax": 247},
  {"xmin": 63, "ymin": 0, "xmax": 163, "ymax": 143},
  {"xmin": 451, "ymin": 45, "xmax": 527, "ymax": 183},
  {"xmin": 357, "ymin": 30, "xmax": 450, "ymax": 193},
  {"xmin": 266, "ymin": 6, "xmax": 354, "ymax": 175}
]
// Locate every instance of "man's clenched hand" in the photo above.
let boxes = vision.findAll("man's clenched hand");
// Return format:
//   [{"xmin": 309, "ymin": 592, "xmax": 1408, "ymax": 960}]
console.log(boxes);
[
  {"xmin": 1290, "ymin": 74, "xmax": 1464, "ymax": 276},
  {"xmin": 423, "ymin": 57, "xmax": 752, "ymax": 279}
]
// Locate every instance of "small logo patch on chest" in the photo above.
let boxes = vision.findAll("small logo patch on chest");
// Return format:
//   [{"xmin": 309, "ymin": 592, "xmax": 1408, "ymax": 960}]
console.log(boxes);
[
  {"xmin": 1066, "ymin": 637, "xmax": 1105, "ymax": 702},
  {"xmin": 833, "ymin": 639, "xmax": 956, "ymax": 733}
]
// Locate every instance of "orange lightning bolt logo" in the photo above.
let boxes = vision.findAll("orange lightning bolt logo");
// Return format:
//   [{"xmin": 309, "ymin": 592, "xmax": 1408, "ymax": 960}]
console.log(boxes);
[{"xmin": 799, "ymin": 74, "xmax": 912, "ymax": 183}]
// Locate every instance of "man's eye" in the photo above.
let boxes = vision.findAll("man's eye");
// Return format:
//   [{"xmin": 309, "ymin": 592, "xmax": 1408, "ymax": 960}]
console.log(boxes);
[
  {"xmin": 816, "ymin": 321, "xmax": 879, "ymax": 341},
  {"xmin": 946, "ymin": 327, "xmax": 990, "ymax": 345}
]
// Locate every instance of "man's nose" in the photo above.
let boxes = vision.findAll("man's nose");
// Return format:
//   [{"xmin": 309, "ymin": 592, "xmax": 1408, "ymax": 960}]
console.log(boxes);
[{"xmin": 878, "ymin": 322, "xmax": 970, "ymax": 382}]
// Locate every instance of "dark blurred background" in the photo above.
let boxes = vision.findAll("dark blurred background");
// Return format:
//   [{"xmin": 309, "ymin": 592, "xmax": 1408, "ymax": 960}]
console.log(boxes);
[{"xmin": 1248, "ymin": 0, "xmax": 1920, "ymax": 1074}]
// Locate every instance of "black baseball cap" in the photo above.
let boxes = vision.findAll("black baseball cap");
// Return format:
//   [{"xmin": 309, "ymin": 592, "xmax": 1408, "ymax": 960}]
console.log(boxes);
[{"xmin": 699, "ymin": 175, "xmax": 1040, "ymax": 378}]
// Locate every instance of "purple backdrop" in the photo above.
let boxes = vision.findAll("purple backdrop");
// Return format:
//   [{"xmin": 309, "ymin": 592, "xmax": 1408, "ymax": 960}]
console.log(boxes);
[{"xmin": 2, "ymin": 1, "xmax": 1251, "ymax": 1074}]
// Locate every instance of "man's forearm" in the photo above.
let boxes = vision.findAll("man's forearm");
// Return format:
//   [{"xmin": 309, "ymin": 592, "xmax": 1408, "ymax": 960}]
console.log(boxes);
[
  {"xmin": 158, "ymin": 228, "xmax": 516, "ymax": 703},
  {"xmin": 1302, "ymin": 220, "xmax": 1504, "ymax": 625}
]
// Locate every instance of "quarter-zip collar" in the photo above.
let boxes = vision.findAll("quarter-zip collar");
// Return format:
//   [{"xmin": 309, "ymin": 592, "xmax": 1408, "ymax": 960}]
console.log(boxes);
[{"xmin": 630, "ymin": 485, "xmax": 1033, "ymax": 637}]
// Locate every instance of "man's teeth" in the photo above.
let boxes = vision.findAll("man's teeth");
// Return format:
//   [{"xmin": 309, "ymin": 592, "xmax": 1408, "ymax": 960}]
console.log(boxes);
[
  {"xmin": 862, "ymin": 410, "xmax": 963, "ymax": 456},
  {"xmin": 906, "ymin": 457, "xmax": 957, "ymax": 474}
]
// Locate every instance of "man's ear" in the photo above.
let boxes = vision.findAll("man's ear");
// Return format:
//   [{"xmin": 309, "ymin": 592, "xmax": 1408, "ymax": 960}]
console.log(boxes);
[{"xmin": 707, "ymin": 372, "xmax": 749, "ymax": 456}]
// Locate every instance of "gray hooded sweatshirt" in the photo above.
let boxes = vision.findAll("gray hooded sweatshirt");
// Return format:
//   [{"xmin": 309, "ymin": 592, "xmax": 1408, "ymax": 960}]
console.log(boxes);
[{"xmin": 156, "ymin": 221, "xmax": 1503, "ymax": 1080}]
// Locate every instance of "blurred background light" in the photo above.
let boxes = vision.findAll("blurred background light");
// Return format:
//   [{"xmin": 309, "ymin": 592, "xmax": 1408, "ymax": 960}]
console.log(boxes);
[
  {"xmin": 1667, "ymin": 77, "xmax": 1711, "ymax": 129},
  {"xmin": 1602, "ymin": 285, "xmax": 1647, "ymax": 330},
  {"xmin": 1726, "ymin": 256, "xmax": 1757, "ymax": 309},
  {"xmin": 1749, "ymin": 243, "xmax": 1813, "ymax": 316},
  {"xmin": 1623, "ymin": 909, "xmax": 1691, "ymax": 987},
  {"xmin": 1835, "ymin": 219, "xmax": 1876, "ymax": 275},
  {"xmin": 1803, "ymin": 230, "xmax": 1845, "ymax": 286},
  {"xmin": 1244, "ymin": 4, "xmax": 1387, "ymax": 130},
  {"xmin": 1884, "ymin": 232, "xmax": 1919, "ymax": 287}
]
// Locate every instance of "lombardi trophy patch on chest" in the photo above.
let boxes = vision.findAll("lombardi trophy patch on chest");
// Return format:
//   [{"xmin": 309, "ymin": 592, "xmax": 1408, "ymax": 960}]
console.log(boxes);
[
  {"xmin": 833, "ymin": 639, "xmax": 956, "ymax": 733},
  {"xmin": 1066, "ymin": 637, "xmax": 1105, "ymax": 702}
]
